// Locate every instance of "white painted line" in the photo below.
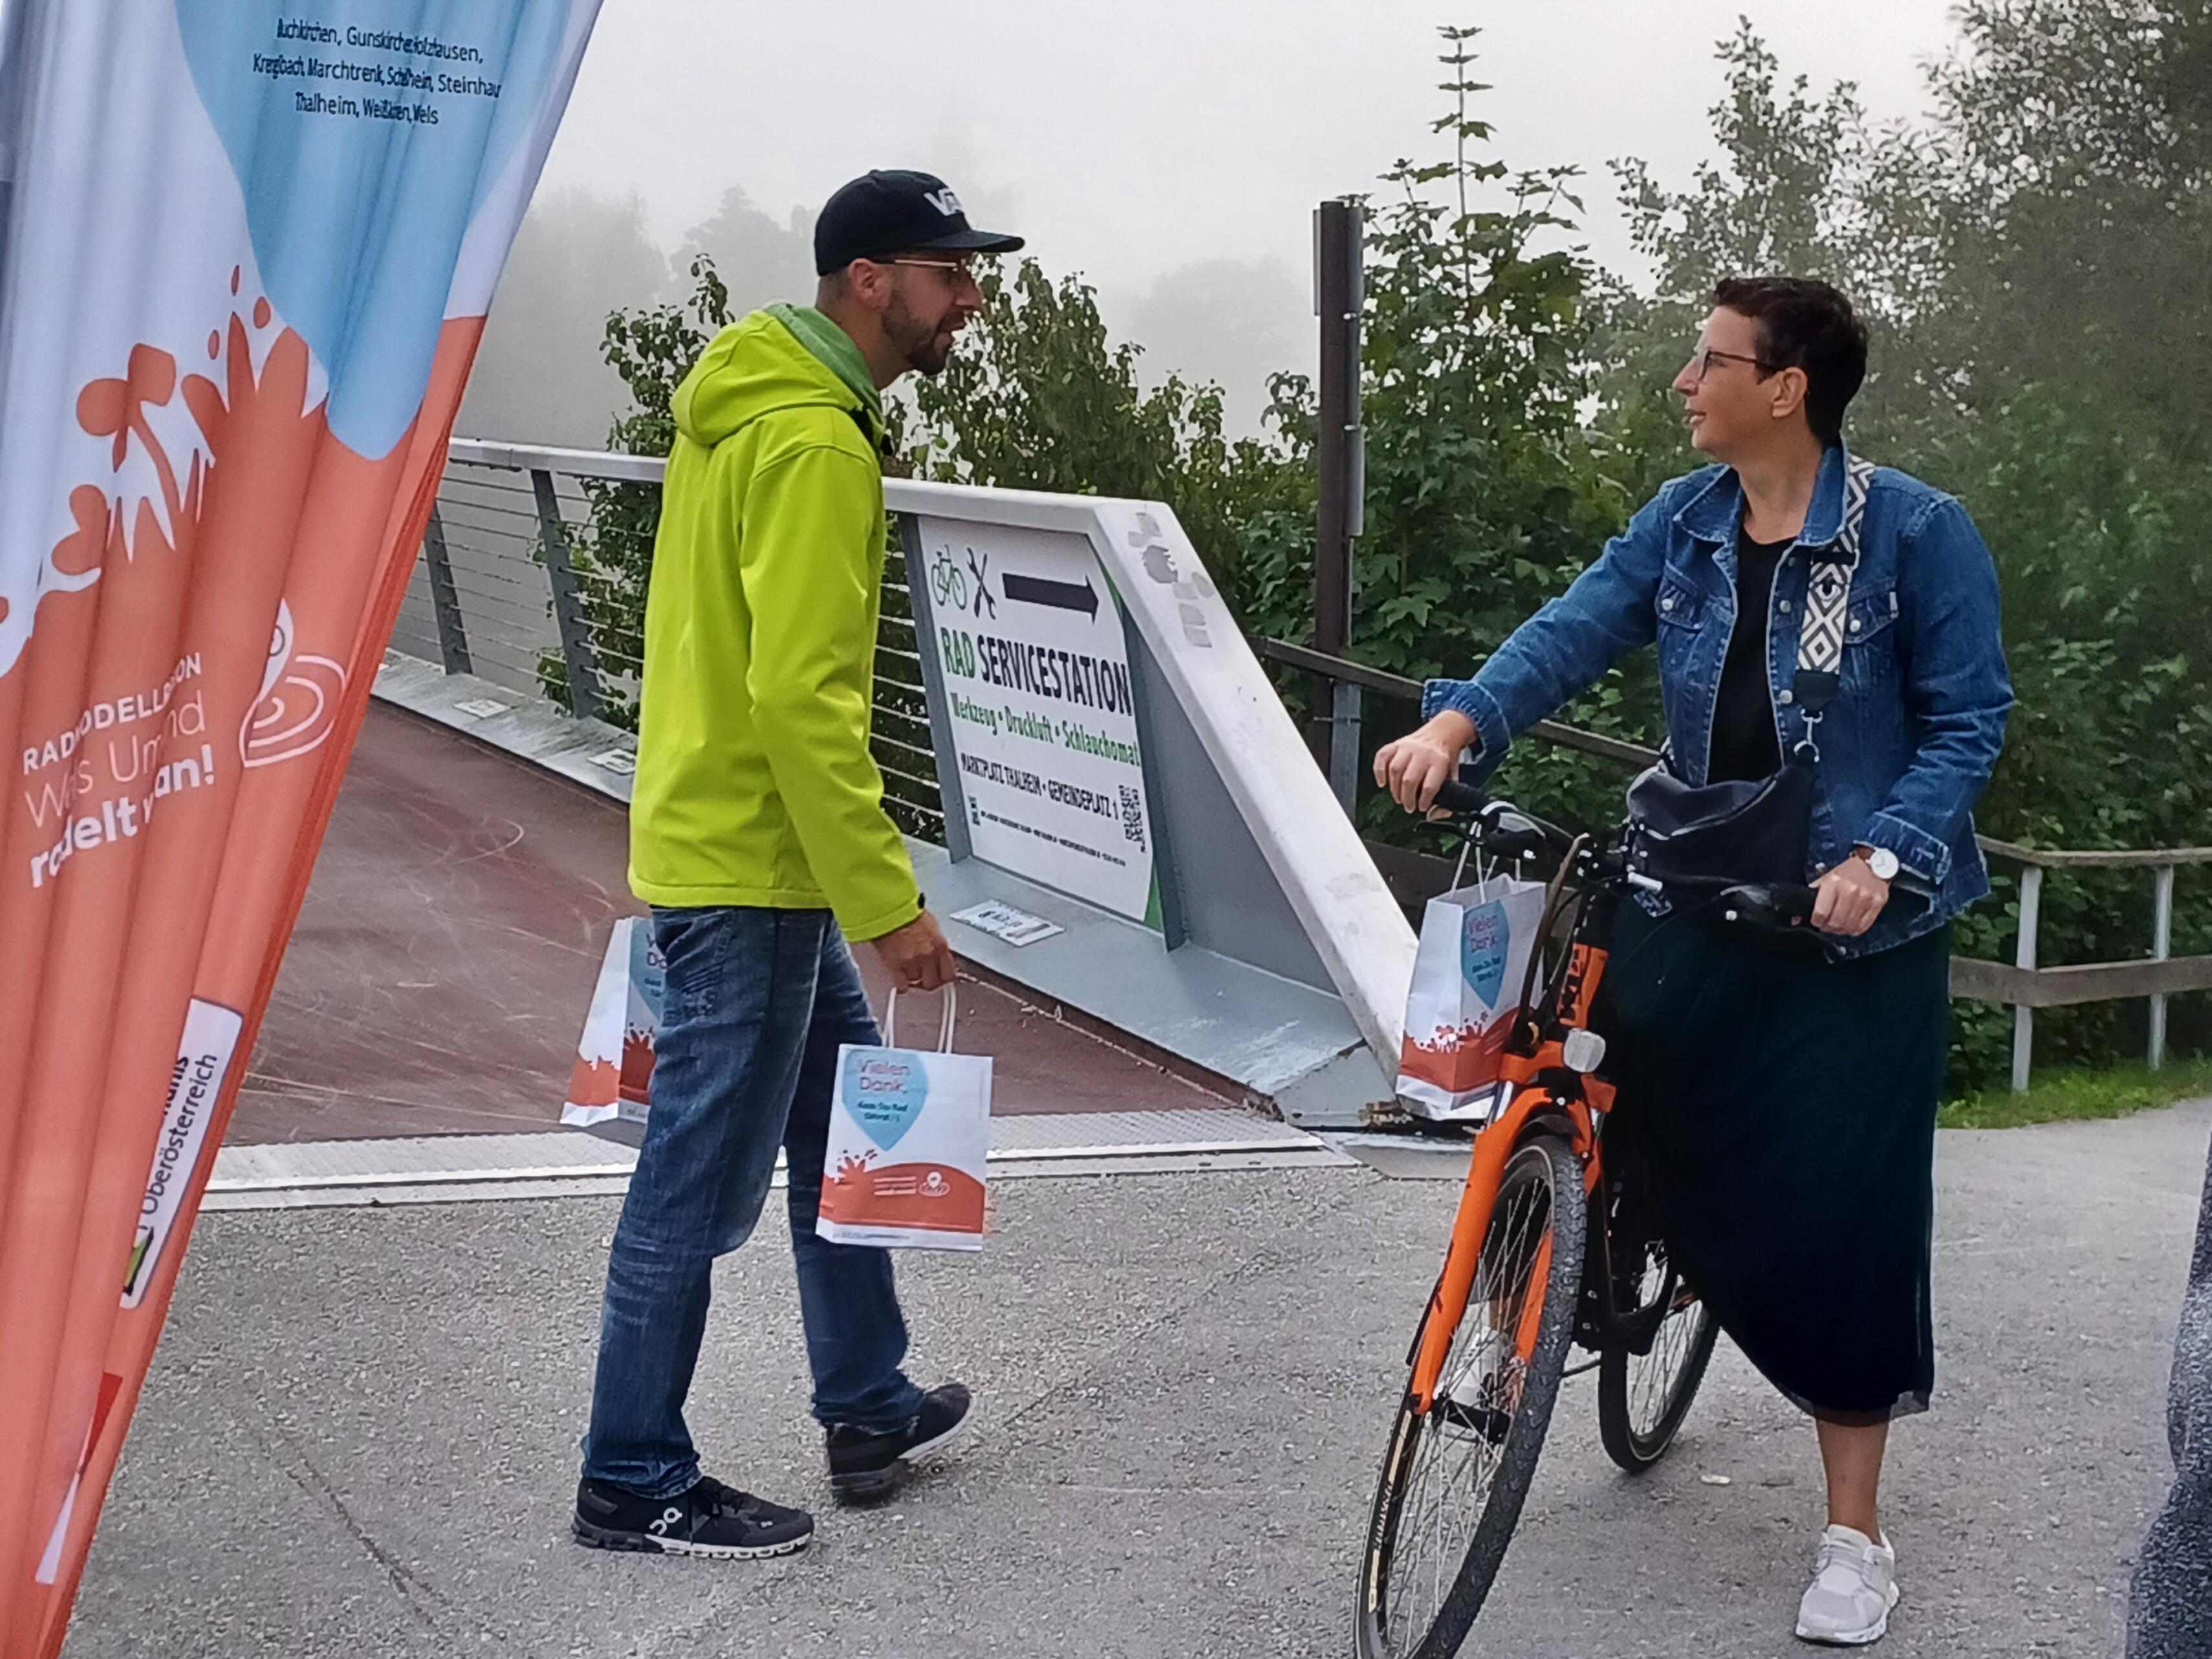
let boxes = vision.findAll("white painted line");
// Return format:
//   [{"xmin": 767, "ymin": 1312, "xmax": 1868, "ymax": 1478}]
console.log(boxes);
[
  {"xmin": 201, "ymin": 1143, "xmax": 1354, "ymax": 1211},
  {"xmin": 211, "ymin": 1161, "xmax": 640, "ymax": 1193},
  {"xmin": 201, "ymin": 1111, "xmax": 1347, "ymax": 1210}
]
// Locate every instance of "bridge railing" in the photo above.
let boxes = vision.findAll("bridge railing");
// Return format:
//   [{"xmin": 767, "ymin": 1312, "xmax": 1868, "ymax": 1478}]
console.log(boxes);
[
  {"xmin": 406, "ymin": 438, "xmax": 944, "ymax": 842},
  {"xmin": 409, "ymin": 437, "xmax": 2207, "ymax": 1091}
]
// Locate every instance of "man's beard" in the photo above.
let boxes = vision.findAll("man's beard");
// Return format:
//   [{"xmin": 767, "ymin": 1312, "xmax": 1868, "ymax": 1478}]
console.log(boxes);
[{"xmin": 887, "ymin": 294, "xmax": 953, "ymax": 376}]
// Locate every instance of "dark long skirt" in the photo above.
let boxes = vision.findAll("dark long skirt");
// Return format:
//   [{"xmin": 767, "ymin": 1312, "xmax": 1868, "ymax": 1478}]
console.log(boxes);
[{"xmin": 1599, "ymin": 904, "xmax": 1953, "ymax": 1425}]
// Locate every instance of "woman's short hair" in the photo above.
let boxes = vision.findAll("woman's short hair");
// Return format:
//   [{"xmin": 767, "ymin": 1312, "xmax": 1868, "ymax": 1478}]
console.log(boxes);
[{"xmin": 1712, "ymin": 276, "xmax": 1869, "ymax": 446}]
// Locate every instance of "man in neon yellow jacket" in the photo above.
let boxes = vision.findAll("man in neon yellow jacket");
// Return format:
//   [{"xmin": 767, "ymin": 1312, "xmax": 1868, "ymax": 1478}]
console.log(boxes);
[{"xmin": 574, "ymin": 172, "xmax": 1021, "ymax": 1561}]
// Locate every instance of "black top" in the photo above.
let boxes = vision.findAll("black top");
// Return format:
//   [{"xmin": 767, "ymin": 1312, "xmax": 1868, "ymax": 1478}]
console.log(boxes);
[{"xmin": 1707, "ymin": 529, "xmax": 1794, "ymax": 783}]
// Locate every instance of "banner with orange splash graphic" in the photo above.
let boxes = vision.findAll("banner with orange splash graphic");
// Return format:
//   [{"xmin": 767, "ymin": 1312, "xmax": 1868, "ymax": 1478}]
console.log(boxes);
[{"xmin": 0, "ymin": 2, "xmax": 601, "ymax": 1649}]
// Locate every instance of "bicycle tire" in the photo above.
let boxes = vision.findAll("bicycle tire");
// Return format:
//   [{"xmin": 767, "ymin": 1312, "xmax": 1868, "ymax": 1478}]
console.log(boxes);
[
  {"xmin": 1355, "ymin": 1132, "xmax": 1587, "ymax": 1659},
  {"xmin": 1596, "ymin": 1270, "xmax": 1720, "ymax": 1473}
]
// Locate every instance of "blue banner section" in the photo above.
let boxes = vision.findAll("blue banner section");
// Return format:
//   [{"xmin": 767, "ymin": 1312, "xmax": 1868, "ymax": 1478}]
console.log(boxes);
[{"xmin": 175, "ymin": 1, "xmax": 568, "ymax": 457}]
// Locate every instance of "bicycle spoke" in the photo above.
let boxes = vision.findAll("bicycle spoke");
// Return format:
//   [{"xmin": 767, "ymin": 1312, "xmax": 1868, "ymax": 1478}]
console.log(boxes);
[
  {"xmin": 1379, "ymin": 1158, "xmax": 1556, "ymax": 1650},
  {"xmin": 1615, "ymin": 1250, "xmax": 1709, "ymax": 1444}
]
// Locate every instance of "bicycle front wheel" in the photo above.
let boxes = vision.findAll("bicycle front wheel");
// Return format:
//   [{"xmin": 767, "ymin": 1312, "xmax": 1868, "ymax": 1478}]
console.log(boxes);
[{"xmin": 1356, "ymin": 1132, "xmax": 1587, "ymax": 1659}]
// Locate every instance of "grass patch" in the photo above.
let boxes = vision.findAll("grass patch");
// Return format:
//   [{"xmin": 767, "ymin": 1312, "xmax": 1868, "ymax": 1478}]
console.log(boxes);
[{"xmin": 1939, "ymin": 1057, "xmax": 2212, "ymax": 1131}]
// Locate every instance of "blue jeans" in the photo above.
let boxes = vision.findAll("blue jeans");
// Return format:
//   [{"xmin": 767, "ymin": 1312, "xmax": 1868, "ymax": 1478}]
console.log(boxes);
[
  {"xmin": 2129, "ymin": 1132, "xmax": 2212, "ymax": 1657},
  {"xmin": 580, "ymin": 906, "xmax": 924, "ymax": 1499}
]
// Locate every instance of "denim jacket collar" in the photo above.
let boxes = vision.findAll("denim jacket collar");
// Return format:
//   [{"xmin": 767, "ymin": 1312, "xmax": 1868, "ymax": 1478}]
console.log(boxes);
[{"xmin": 1671, "ymin": 441, "xmax": 1855, "ymax": 550}]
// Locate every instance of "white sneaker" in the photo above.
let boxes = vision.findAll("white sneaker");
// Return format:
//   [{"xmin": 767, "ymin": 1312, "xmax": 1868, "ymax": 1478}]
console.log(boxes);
[{"xmin": 1795, "ymin": 1524, "xmax": 1900, "ymax": 1645}]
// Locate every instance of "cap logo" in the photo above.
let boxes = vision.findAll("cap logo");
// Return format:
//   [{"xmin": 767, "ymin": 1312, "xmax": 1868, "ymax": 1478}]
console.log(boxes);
[{"xmin": 923, "ymin": 188, "xmax": 964, "ymax": 217}]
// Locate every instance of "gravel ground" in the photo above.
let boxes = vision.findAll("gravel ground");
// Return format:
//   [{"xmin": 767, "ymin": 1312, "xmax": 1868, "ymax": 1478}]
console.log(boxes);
[{"xmin": 67, "ymin": 1100, "xmax": 2209, "ymax": 1658}]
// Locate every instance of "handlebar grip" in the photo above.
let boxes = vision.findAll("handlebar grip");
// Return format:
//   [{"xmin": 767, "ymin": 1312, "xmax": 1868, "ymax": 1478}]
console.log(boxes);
[
  {"xmin": 1431, "ymin": 779, "xmax": 1487, "ymax": 816},
  {"xmin": 1717, "ymin": 882, "xmax": 1818, "ymax": 929},
  {"xmin": 1772, "ymin": 882, "xmax": 1818, "ymax": 919}
]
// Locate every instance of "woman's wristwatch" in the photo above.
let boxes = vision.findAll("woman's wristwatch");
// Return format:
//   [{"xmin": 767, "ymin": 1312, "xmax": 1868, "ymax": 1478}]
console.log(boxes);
[{"xmin": 1850, "ymin": 844, "xmax": 1901, "ymax": 882}]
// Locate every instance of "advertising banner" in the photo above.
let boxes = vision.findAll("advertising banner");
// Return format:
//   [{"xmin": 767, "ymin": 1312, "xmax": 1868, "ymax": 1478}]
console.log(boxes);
[
  {"xmin": 913, "ymin": 516, "xmax": 1160, "ymax": 924},
  {"xmin": 0, "ymin": 1, "xmax": 601, "ymax": 1647}
]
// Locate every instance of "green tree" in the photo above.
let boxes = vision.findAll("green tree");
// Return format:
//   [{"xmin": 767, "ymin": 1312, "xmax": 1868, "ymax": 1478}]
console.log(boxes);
[
  {"xmin": 1244, "ymin": 27, "xmax": 1655, "ymax": 836},
  {"xmin": 1592, "ymin": 23, "xmax": 1963, "ymax": 497},
  {"xmin": 1936, "ymin": 0, "xmax": 2212, "ymax": 455},
  {"xmin": 673, "ymin": 185, "xmax": 818, "ymax": 321},
  {"xmin": 1598, "ymin": 12, "xmax": 2212, "ymax": 1083},
  {"xmin": 457, "ymin": 187, "xmax": 669, "ymax": 448}
]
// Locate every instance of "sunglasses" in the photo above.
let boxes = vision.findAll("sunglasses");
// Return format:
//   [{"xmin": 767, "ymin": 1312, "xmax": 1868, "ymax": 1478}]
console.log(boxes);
[{"xmin": 882, "ymin": 255, "xmax": 980, "ymax": 281}]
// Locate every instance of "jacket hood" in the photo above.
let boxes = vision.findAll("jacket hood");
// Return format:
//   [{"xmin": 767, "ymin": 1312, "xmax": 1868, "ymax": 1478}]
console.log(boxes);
[{"xmin": 671, "ymin": 310, "xmax": 874, "ymax": 450}]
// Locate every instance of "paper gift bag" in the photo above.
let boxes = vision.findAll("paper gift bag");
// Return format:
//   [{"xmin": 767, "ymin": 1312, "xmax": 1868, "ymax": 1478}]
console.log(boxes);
[
  {"xmin": 818, "ymin": 992, "xmax": 992, "ymax": 1252},
  {"xmin": 1396, "ymin": 873, "xmax": 1548, "ymax": 1120},
  {"xmin": 561, "ymin": 916, "xmax": 666, "ymax": 1127}
]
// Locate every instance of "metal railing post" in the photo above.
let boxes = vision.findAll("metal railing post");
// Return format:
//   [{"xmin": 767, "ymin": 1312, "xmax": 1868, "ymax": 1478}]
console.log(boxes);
[
  {"xmin": 2011, "ymin": 863, "xmax": 2043, "ymax": 1093},
  {"xmin": 531, "ymin": 467, "xmax": 603, "ymax": 722},
  {"xmin": 1328, "ymin": 680, "xmax": 1363, "ymax": 816},
  {"xmin": 2150, "ymin": 863, "xmax": 2176, "ymax": 1070},
  {"xmin": 1311, "ymin": 197, "xmax": 1363, "ymax": 768},
  {"xmin": 420, "ymin": 504, "xmax": 472, "ymax": 677}
]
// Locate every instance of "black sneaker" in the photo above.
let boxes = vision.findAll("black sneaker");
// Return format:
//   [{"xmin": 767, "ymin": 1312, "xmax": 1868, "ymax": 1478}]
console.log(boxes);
[
  {"xmin": 572, "ymin": 1473, "xmax": 814, "ymax": 1559},
  {"xmin": 825, "ymin": 1382, "xmax": 973, "ymax": 1504}
]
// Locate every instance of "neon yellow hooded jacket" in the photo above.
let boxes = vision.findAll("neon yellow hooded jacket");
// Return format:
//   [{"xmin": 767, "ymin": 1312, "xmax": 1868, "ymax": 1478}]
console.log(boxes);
[{"xmin": 627, "ymin": 307, "xmax": 922, "ymax": 942}]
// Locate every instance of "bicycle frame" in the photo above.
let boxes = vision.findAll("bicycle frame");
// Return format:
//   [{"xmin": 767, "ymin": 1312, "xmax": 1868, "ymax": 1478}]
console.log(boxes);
[{"xmin": 1407, "ymin": 904, "xmax": 1618, "ymax": 1415}]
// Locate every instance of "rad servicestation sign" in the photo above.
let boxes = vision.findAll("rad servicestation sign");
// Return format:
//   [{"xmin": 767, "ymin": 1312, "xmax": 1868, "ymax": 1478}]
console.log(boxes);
[{"xmin": 913, "ymin": 517, "xmax": 1160, "ymax": 925}]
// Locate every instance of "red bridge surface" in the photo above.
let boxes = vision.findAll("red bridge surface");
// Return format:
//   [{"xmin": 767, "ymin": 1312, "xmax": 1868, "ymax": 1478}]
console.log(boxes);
[{"xmin": 228, "ymin": 703, "xmax": 1230, "ymax": 1145}]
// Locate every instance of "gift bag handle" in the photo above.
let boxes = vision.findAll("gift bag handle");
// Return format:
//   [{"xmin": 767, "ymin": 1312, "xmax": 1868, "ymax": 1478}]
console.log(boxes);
[{"xmin": 882, "ymin": 987, "xmax": 959, "ymax": 1053}]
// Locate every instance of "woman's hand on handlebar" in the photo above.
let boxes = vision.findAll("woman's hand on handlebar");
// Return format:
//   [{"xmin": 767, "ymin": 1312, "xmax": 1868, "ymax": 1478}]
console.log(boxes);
[
  {"xmin": 1374, "ymin": 711, "xmax": 1479, "ymax": 814},
  {"xmin": 1811, "ymin": 855, "xmax": 1891, "ymax": 938}
]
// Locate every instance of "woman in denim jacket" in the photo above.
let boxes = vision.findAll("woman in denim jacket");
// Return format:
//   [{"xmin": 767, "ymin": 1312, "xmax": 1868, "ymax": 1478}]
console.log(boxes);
[{"xmin": 1378, "ymin": 278, "xmax": 2011, "ymax": 1647}]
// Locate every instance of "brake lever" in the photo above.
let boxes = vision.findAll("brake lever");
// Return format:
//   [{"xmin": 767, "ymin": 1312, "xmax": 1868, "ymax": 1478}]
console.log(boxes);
[{"xmin": 1483, "ymin": 828, "xmax": 1551, "ymax": 862}]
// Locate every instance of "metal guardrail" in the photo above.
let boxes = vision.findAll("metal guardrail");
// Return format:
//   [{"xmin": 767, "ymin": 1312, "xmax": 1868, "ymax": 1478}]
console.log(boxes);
[
  {"xmin": 1253, "ymin": 635, "xmax": 1665, "ymax": 771},
  {"xmin": 1248, "ymin": 637, "xmax": 2210, "ymax": 1092},
  {"xmin": 405, "ymin": 439, "xmax": 942, "ymax": 843},
  {"xmin": 407, "ymin": 439, "xmax": 2203, "ymax": 1092}
]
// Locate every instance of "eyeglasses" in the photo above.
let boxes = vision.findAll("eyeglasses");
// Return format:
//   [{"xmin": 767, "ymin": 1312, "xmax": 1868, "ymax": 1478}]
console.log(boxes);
[
  {"xmin": 882, "ymin": 255, "xmax": 980, "ymax": 283},
  {"xmin": 1684, "ymin": 345, "xmax": 1779, "ymax": 383}
]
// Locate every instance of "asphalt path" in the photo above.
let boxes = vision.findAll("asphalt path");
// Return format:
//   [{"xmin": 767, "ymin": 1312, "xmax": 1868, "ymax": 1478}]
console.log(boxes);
[{"xmin": 69, "ymin": 1100, "xmax": 2209, "ymax": 1658}]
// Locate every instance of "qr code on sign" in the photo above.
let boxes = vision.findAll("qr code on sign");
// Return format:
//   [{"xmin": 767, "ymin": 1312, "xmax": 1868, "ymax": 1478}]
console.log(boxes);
[{"xmin": 1118, "ymin": 785, "xmax": 1147, "ymax": 849}]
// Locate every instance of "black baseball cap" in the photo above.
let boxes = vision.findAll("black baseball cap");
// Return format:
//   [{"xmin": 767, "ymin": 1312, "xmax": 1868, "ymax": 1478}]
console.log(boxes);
[{"xmin": 814, "ymin": 169, "xmax": 1025, "ymax": 276}]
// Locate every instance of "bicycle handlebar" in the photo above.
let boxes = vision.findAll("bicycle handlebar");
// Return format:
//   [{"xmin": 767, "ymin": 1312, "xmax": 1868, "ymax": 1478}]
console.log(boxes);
[
  {"xmin": 1431, "ymin": 783, "xmax": 1575, "ymax": 856},
  {"xmin": 1430, "ymin": 779, "xmax": 1488, "ymax": 816},
  {"xmin": 1714, "ymin": 880, "xmax": 1818, "ymax": 931},
  {"xmin": 1423, "ymin": 781, "xmax": 1821, "ymax": 936}
]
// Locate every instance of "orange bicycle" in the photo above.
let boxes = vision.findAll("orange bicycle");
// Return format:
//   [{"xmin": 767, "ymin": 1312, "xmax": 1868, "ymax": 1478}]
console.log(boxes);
[{"xmin": 1355, "ymin": 783, "xmax": 1816, "ymax": 1659}]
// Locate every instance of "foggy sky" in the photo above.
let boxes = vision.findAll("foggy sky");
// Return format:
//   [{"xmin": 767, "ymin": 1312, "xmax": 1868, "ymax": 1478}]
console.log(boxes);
[{"xmin": 463, "ymin": 0, "xmax": 1963, "ymax": 446}]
